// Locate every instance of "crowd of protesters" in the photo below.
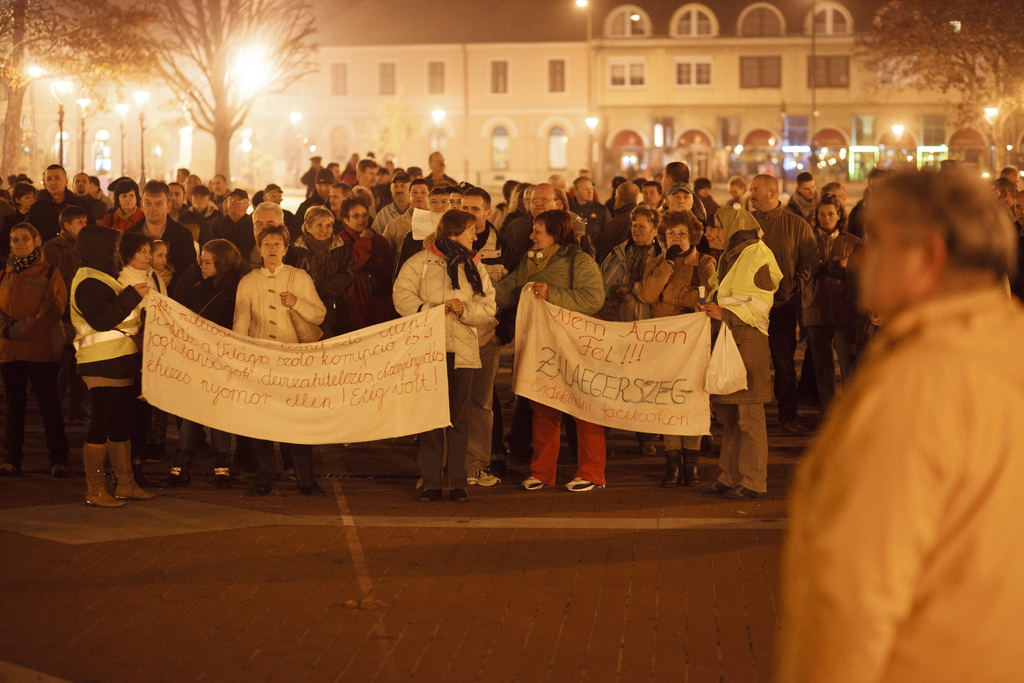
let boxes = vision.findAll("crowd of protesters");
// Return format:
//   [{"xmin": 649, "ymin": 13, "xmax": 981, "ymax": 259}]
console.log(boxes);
[{"xmin": 1, "ymin": 153, "xmax": 1022, "ymax": 507}]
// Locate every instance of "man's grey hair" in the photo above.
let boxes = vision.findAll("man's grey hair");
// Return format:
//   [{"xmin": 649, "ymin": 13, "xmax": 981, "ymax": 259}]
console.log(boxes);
[
  {"xmin": 253, "ymin": 202, "xmax": 284, "ymax": 222},
  {"xmin": 872, "ymin": 170, "xmax": 1017, "ymax": 278}
]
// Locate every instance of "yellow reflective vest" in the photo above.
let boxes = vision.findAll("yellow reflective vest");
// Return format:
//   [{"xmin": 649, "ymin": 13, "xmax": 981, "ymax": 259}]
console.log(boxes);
[
  {"xmin": 708, "ymin": 241, "xmax": 782, "ymax": 335},
  {"xmin": 69, "ymin": 267, "xmax": 141, "ymax": 365}
]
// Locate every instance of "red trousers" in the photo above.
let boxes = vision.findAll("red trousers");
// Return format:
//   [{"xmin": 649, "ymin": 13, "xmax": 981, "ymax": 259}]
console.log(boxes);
[{"xmin": 529, "ymin": 400, "xmax": 607, "ymax": 486}]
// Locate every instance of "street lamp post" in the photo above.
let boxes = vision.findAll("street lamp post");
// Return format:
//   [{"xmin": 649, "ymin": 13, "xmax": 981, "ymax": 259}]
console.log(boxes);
[
  {"xmin": 76, "ymin": 98, "xmax": 91, "ymax": 173},
  {"xmin": 49, "ymin": 80, "xmax": 73, "ymax": 165},
  {"xmin": 984, "ymin": 107, "xmax": 999, "ymax": 173},
  {"xmin": 115, "ymin": 103, "xmax": 130, "ymax": 177},
  {"xmin": 134, "ymin": 91, "xmax": 149, "ymax": 184},
  {"xmin": 290, "ymin": 111, "xmax": 302, "ymax": 184}
]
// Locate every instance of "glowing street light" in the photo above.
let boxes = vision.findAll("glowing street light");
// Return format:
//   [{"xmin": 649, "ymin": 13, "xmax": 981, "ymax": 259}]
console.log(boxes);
[
  {"xmin": 231, "ymin": 45, "xmax": 271, "ymax": 97},
  {"xmin": 431, "ymin": 109, "xmax": 446, "ymax": 125},
  {"xmin": 575, "ymin": 0, "xmax": 587, "ymax": 6},
  {"xmin": 290, "ymin": 111, "xmax": 303, "ymax": 125},
  {"xmin": 983, "ymin": 107, "xmax": 999, "ymax": 170},
  {"xmin": 891, "ymin": 124, "xmax": 905, "ymax": 141},
  {"xmin": 983, "ymin": 107, "xmax": 999, "ymax": 125},
  {"xmin": 585, "ymin": 116, "xmax": 599, "ymax": 131},
  {"xmin": 26, "ymin": 65, "xmax": 43, "ymax": 79},
  {"xmin": 134, "ymin": 91, "xmax": 150, "ymax": 183}
]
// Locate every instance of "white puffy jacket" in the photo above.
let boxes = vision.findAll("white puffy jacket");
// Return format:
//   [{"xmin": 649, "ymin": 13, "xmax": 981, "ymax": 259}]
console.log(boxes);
[{"xmin": 393, "ymin": 248, "xmax": 496, "ymax": 369}]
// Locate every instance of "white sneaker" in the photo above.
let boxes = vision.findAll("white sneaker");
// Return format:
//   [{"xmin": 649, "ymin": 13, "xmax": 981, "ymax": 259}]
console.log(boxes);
[
  {"xmin": 565, "ymin": 477, "xmax": 605, "ymax": 492},
  {"xmin": 468, "ymin": 470, "xmax": 501, "ymax": 487},
  {"xmin": 521, "ymin": 476, "xmax": 546, "ymax": 491}
]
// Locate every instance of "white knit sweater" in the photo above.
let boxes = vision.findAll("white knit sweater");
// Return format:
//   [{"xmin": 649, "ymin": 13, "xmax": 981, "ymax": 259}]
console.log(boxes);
[{"xmin": 233, "ymin": 264, "xmax": 326, "ymax": 343}]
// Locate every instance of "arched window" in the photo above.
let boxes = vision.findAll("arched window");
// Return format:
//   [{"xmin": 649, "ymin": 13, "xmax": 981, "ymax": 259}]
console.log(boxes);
[
  {"xmin": 93, "ymin": 129, "xmax": 112, "ymax": 172},
  {"xmin": 805, "ymin": 2, "xmax": 853, "ymax": 35},
  {"xmin": 738, "ymin": 3, "xmax": 785, "ymax": 36},
  {"xmin": 491, "ymin": 127, "xmax": 510, "ymax": 171},
  {"xmin": 605, "ymin": 5, "xmax": 652, "ymax": 38},
  {"xmin": 548, "ymin": 127, "xmax": 568, "ymax": 170},
  {"xmin": 671, "ymin": 4, "xmax": 718, "ymax": 37}
]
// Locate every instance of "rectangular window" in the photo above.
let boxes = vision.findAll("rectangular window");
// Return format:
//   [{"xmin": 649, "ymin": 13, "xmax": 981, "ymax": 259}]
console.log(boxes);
[
  {"xmin": 921, "ymin": 114, "xmax": 946, "ymax": 146},
  {"xmin": 608, "ymin": 58, "xmax": 647, "ymax": 89},
  {"xmin": 491, "ymin": 60, "xmax": 508, "ymax": 94},
  {"xmin": 548, "ymin": 59, "xmax": 566, "ymax": 93},
  {"xmin": 808, "ymin": 55, "xmax": 850, "ymax": 88},
  {"xmin": 330, "ymin": 63, "xmax": 348, "ymax": 96},
  {"xmin": 427, "ymin": 61, "xmax": 445, "ymax": 95},
  {"xmin": 379, "ymin": 62, "xmax": 396, "ymax": 96},
  {"xmin": 674, "ymin": 57, "xmax": 713, "ymax": 88},
  {"xmin": 740, "ymin": 56, "xmax": 781, "ymax": 88}
]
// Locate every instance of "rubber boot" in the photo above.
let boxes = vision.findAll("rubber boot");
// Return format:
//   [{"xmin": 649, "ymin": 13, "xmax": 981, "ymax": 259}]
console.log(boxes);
[
  {"xmin": 682, "ymin": 449, "xmax": 701, "ymax": 488},
  {"xmin": 662, "ymin": 449, "xmax": 682, "ymax": 488},
  {"xmin": 157, "ymin": 450, "xmax": 193, "ymax": 488},
  {"xmin": 83, "ymin": 443, "xmax": 125, "ymax": 508},
  {"xmin": 108, "ymin": 440, "xmax": 156, "ymax": 500}
]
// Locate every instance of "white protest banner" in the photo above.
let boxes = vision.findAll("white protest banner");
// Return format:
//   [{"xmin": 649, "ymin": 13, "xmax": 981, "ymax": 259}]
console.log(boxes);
[
  {"xmin": 141, "ymin": 293, "xmax": 450, "ymax": 444},
  {"xmin": 513, "ymin": 288, "xmax": 711, "ymax": 435}
]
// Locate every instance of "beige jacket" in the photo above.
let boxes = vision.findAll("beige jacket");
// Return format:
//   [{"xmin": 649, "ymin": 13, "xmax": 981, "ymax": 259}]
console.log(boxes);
[{"xmin": 779, "ymin": 288, "xmax": 1024, "ymax": 683}]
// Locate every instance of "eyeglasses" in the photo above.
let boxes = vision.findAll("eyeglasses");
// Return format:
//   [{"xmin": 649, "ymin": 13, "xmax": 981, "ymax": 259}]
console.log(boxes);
[
  {"xmin": 530, "ymin": 197, "xmax": 556, "ymax": 204},
  {"xmin": 664, "ymin": 230, "xmax": 689, "ymax": 238}
]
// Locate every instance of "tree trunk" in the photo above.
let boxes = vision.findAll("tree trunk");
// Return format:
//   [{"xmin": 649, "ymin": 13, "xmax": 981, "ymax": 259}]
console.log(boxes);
[
  {"xmin": 1, "ymin": 0, "xmax": 28, "ymax": 178},
  {"xmin": 213, "ymin": 117, "xmax": 237, "ymax": 179}
]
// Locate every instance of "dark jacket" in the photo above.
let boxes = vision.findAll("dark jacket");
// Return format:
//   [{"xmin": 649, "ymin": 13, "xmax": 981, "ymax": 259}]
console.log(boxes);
[
  {"xmin": 801, "ymin": 227, "xmax": 861, "ymax": 327},
  {"xmin": 210, "ymin": 213, "xmax": 254, "ymax": 256},
  {"xmin": 171, "ymin": 262, "xmax": 244, "ymax": 330},
  {"xmin": 501, "ymin": 215, "xmax": 535, "ymax": 274},
  {"xmin": 338, "ymin": 227, "xmax": 395, "ymax": 332},
  {"xmin": 286, "ymin": 235, "xmax": 355, "ymax": 337},
  {"xmin": 26, "ymin": 190, "xmax": 90, "ymax": 242},
  {"xmin": 592, "ymin": 204, "xmax": 634, "ymax": 264},
  {"xmin": 42, "ymin": 230, "xmax": 81, "ymax": 337},
  {"xmin": 750, "ymin": 203, "xmax": 819, "ymax": 306},
  {"xmin": 573, "ymin": 200, "xmax": 611, "ymax": 238},
  {"xmin": 126, "ymin": 216, "xmax": 197, "ymax": 286}
]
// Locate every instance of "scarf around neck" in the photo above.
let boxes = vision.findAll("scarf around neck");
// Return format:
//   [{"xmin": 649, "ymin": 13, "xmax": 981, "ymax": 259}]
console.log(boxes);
[
  {"xmin": 9, "ymin": 247, "xmax": 42, "ymax": 274},
  {"xmin": 525, "ymin": 245, "xmax": 560, "ymax": 279},
  {"xmin": 432, "ymin": 238, "xmax": 484, "ymax": 296}
]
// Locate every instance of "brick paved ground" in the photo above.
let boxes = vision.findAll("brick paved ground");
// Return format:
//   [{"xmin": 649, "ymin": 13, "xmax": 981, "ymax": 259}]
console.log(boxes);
[{"xmin": 0, "ymin": 353, "xmax": 819, "ymax": 682}]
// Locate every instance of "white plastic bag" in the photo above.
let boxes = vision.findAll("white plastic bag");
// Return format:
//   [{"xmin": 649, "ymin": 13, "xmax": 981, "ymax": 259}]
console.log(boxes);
[{"xmin": 704, "ymin": 323, "xmax": 747, "ymax": 395}]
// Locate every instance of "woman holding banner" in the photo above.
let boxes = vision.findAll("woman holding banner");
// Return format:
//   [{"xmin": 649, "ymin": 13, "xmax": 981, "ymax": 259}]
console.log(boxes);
[
  {"xmin": 70, "ymin": 225, "xmax": 155, "ymax": 507},
  {"xmin": 637, "ymin": 210, "xmax": 717, "ymax": 487},
  {"xmin": 235, "ymin": 224, "xmax": 327, "ymax": 497},
  {"xmin": 494, "ymin": 209, "xmax": 607, "ymax": 492},
  {"xmin": 393, "ymin": 210, "xmax": 496, "ymax": 503},
  {"xmin": 158, "ymin": 239, "xmax": 250, "ymax": 489},
  {"xmin": 695, "ymin": 207, "xmax": 781, "ymax": 500}
]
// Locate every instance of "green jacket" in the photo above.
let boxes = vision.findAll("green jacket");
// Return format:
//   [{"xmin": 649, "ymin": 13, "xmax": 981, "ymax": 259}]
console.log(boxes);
[{"xmin": 495, "ymin": 245, "xmax": 605, "ymax": 316}]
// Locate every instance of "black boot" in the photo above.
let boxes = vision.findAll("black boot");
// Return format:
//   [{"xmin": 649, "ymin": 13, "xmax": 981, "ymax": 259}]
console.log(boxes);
[
  {"xmin": 682, "ymin": 449, "xmax": 701, "ymax": 488},
  {"xmin": 157, "ymin": 466, "xmax": 191, "ymax": 488},
  {"xmin": 213, "ymin": 466, "xmax": 232, "ymax": 490},
  {"xmin": 132, "ymin": 459, "xmax": 157, "ymax": 488},
  {"xmin": 662, "ymin": 450, "xmax": 682, "ymax": 488}
]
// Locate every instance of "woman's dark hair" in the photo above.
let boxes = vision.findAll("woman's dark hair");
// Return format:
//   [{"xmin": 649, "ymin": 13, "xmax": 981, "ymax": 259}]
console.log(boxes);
[
  {"xmin": 435, "ymin": 209, "xmax": 476, "ymax": 242},
  {"xmin": 77, "ymin": 225, "xmax": 122, "ymax": 276},
  {"xmin": 112, "ymin": 178, "xmax": 141, "ymax": 211},
  {"xmin": 339, "ymin": 196, "xmax": 369, "ymax": 220},
  {"xmin": 813, "ymin": 195, "xmax": 848, "ymax": 233},
  {"xmin": 533, "ymin": 210, "xmax": 577, "ymax": 247},
  {"xmin": 118, "ymin": 231, "xmax": 153, "ymax": 266},
  {"xmin": 12, "ymin": 182, "xmax": 35, "ymax": 203},
  {"xmin": 201, "ymin": 238, "xmax": 249, "ymax": 287}
]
